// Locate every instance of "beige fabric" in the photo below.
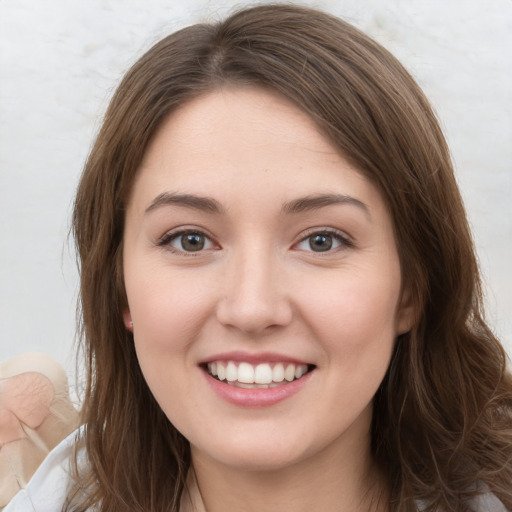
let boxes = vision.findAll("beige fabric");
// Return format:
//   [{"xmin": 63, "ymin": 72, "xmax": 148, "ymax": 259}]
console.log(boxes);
[{"xmin": 0, "ymin": 352, "xmax": 80, "ymax": 508}]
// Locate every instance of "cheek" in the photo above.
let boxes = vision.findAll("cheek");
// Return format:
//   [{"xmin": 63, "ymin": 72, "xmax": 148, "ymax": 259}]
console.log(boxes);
[
  {"xmin": 127, "ymin": 274, "xmax": 207, "ymax": 414},
  {"xmin": 125, "ymin": 266, "xmax": 217, "ymax": 349},
  {"xmin": 298, "ymin": 267, "xmax": 401, "ymax": 357},
  {"xmin": 302, "ymin": 273, "xmax": 400, "ymax": 421}
]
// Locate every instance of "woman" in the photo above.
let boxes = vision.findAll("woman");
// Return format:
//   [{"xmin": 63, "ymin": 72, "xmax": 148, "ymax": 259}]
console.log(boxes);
[{"xmin": 6, "ymin": 4, "xmax": 511, "ymax": 511}]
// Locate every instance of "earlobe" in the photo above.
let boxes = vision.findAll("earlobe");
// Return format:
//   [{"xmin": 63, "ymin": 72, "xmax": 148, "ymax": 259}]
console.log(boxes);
[
  {"xmin": 396, "ymin": 306, "xmax": 415, "ymax": 335},
  {"xmin": 123, "ymin": 310, "xmax": 134, "ymax": 332},
  {"xmin": 395, "ymin": 290, "xmax": 417, "ymax": 335}
]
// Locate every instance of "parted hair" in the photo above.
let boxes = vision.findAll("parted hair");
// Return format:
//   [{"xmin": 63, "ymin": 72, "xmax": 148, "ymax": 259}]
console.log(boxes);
[{"xmin": 69, "ymin": 4, "xmax": 512, "ymax": 511}]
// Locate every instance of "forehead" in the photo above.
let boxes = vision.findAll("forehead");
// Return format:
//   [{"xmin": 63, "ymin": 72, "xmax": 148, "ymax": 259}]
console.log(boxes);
[
  {"xmin": 128, "ymin": 86, "xmax": 386, "ymax": 221},
  {"xmin": 143, "ymin": 87, "xmax": 339, "ymax": 163}
]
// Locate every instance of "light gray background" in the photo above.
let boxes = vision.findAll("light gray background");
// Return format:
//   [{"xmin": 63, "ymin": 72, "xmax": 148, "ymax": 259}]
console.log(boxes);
[{"xmin": 1, "ymin": 0, "xmax": 511, "ymax": 383}]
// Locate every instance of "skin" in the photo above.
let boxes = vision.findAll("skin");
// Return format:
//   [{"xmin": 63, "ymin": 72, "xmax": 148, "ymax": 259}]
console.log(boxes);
[{"xmin": 123, "ymin": 87, "xmax": 414, "ymax": 512}]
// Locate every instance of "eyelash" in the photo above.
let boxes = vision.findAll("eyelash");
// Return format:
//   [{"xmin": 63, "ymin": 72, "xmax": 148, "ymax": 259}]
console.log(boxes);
[{"xmin": 157, "ymin": 227, "xmax": 354, "ymax": 255}]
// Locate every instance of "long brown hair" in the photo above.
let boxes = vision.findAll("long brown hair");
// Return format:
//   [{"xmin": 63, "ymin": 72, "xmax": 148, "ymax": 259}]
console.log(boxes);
[{"xmin": 70, "ymin": 4, "xmax": 512, "ymax": 511}]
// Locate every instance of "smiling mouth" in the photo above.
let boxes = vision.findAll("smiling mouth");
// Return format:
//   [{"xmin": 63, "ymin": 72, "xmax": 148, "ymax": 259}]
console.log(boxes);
[{"xmin": 204, "ymin": 361, "xmax": 315, "ymax": 389}]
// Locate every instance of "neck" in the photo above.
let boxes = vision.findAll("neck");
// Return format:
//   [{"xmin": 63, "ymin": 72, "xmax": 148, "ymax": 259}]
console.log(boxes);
[{"xmin": 190, "ymin": 425, "xmax": 388, "ymax": 512}]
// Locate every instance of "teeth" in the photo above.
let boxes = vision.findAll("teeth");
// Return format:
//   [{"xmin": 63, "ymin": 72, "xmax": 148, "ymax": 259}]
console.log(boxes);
[
  {"xmin": 284, "ymin": 364, "xmax": 295, "ymax": 382},
  {"xmin": 217, "ymin": 363, "xmax": 226, "ymax": 381},
  {"xmin": 254, "ymin": 363, "xmax": 273, "ymax": 384},
  {"xmin": 272, "ymin": 363, "xmax": 284, "ymax": 382},
  {"xmin": 226, "ymin": 361, "xmax": 237, "ymax": 382},
  {"xmin": 295, "ymin": 365, "xmax": 306, "ymax": 379},
  {"xmin": 230, "ymin": 382, "xmax": 271, "ymax": 389},
  {"xmin": 238, "ymin": 362, "xmax": 254, "ymax": 383},
  {"xmin": 207, "ymin": 361, "xmax": 309, "ymax": 385}
]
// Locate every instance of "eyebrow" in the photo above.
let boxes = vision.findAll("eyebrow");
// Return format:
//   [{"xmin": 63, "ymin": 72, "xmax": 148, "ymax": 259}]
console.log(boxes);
[
  {"xmin": 282, "ymin": 193, "xmax": 371, "ymax": 219},
  {"xmin": 145, "ymin": 192, "xmax": 224, "ymax": 214},
  {"xmin": 145, "ymin": 191, "xmax": 370, "ymax": 219}
]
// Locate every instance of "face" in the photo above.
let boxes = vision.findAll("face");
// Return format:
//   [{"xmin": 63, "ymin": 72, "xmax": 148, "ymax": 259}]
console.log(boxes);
[{"xmin": 123, "ymin": 87, "xmax": 413, "ymax": 473}]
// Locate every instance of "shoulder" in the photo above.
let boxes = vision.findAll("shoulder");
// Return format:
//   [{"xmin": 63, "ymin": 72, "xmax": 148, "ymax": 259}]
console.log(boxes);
[
  {"xmin": 416, "ymin": 491, "xmax": 508, "ymax": 512},
  {"xmin": 469, "ymin": 492, "xmax": 509, "ymax": 512},
  {"xmin": 3, "ymin": 426, "xmax": 84, "ymax": 512}
]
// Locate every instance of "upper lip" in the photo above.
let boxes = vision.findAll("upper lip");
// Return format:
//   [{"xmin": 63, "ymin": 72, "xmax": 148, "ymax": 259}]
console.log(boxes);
[{"xmin": 201, "ymin": 351, "xmax": 312, "ymax": 366}]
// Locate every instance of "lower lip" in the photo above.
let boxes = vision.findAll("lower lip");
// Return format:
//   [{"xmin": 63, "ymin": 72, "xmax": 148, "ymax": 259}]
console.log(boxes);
[{"xmin": 203, "ymin": 370, "xmax": 313, "ymax": 407}]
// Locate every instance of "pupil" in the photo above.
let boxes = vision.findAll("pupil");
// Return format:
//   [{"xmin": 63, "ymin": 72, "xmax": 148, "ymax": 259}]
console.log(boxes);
[
  {"xmin": 182, "ymin": 234, "xmax": 204, "ymax": 251},
  {"xmin": 310, "ymin": 234, "xmax": 332, "ymax": 252}
]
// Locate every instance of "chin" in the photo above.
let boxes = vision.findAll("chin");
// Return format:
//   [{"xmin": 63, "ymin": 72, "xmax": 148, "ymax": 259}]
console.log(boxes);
[
  {"xmin": 191, "ymin": 430, "xmax": 319, "ymax": 473},
  {"xmin": 208, "ymin": 449, "xmax": 305, "ymax": 473}
]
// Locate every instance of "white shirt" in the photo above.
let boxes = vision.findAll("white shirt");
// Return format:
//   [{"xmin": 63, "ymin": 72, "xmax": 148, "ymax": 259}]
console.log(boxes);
[{"xmin": 3, "ymin": 428, "xmax": 82, "ymax": 512}]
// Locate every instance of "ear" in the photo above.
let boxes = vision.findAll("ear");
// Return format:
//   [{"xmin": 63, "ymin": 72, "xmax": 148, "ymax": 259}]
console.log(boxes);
[
  {"xmin": 123, "ymin": 310, "xmax": 133, "ymax": 332},
  {"xmin": 395, "ymin": 288, "xmax": 417, "ymax": 335}
]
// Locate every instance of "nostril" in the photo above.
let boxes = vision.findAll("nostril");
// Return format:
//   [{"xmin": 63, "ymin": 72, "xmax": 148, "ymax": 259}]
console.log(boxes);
[{"xmin": 216, "ymin": 299, "xmax": 294, "ymax": 334}]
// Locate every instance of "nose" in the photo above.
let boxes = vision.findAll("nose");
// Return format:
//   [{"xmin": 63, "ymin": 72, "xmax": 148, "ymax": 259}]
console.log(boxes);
[{"xmin": 215, "ymin": 248, "xmax": 293, "ymax": 334}]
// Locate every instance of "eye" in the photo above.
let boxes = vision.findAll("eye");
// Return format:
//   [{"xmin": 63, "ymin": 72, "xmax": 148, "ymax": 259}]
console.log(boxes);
[
  {"xmin": 295, "ymin": 230, "xmax": 352, "ymax": 253},
  {"xmin": 160, "ymin": 230, "xmax": 216, "ymax": 253}
]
